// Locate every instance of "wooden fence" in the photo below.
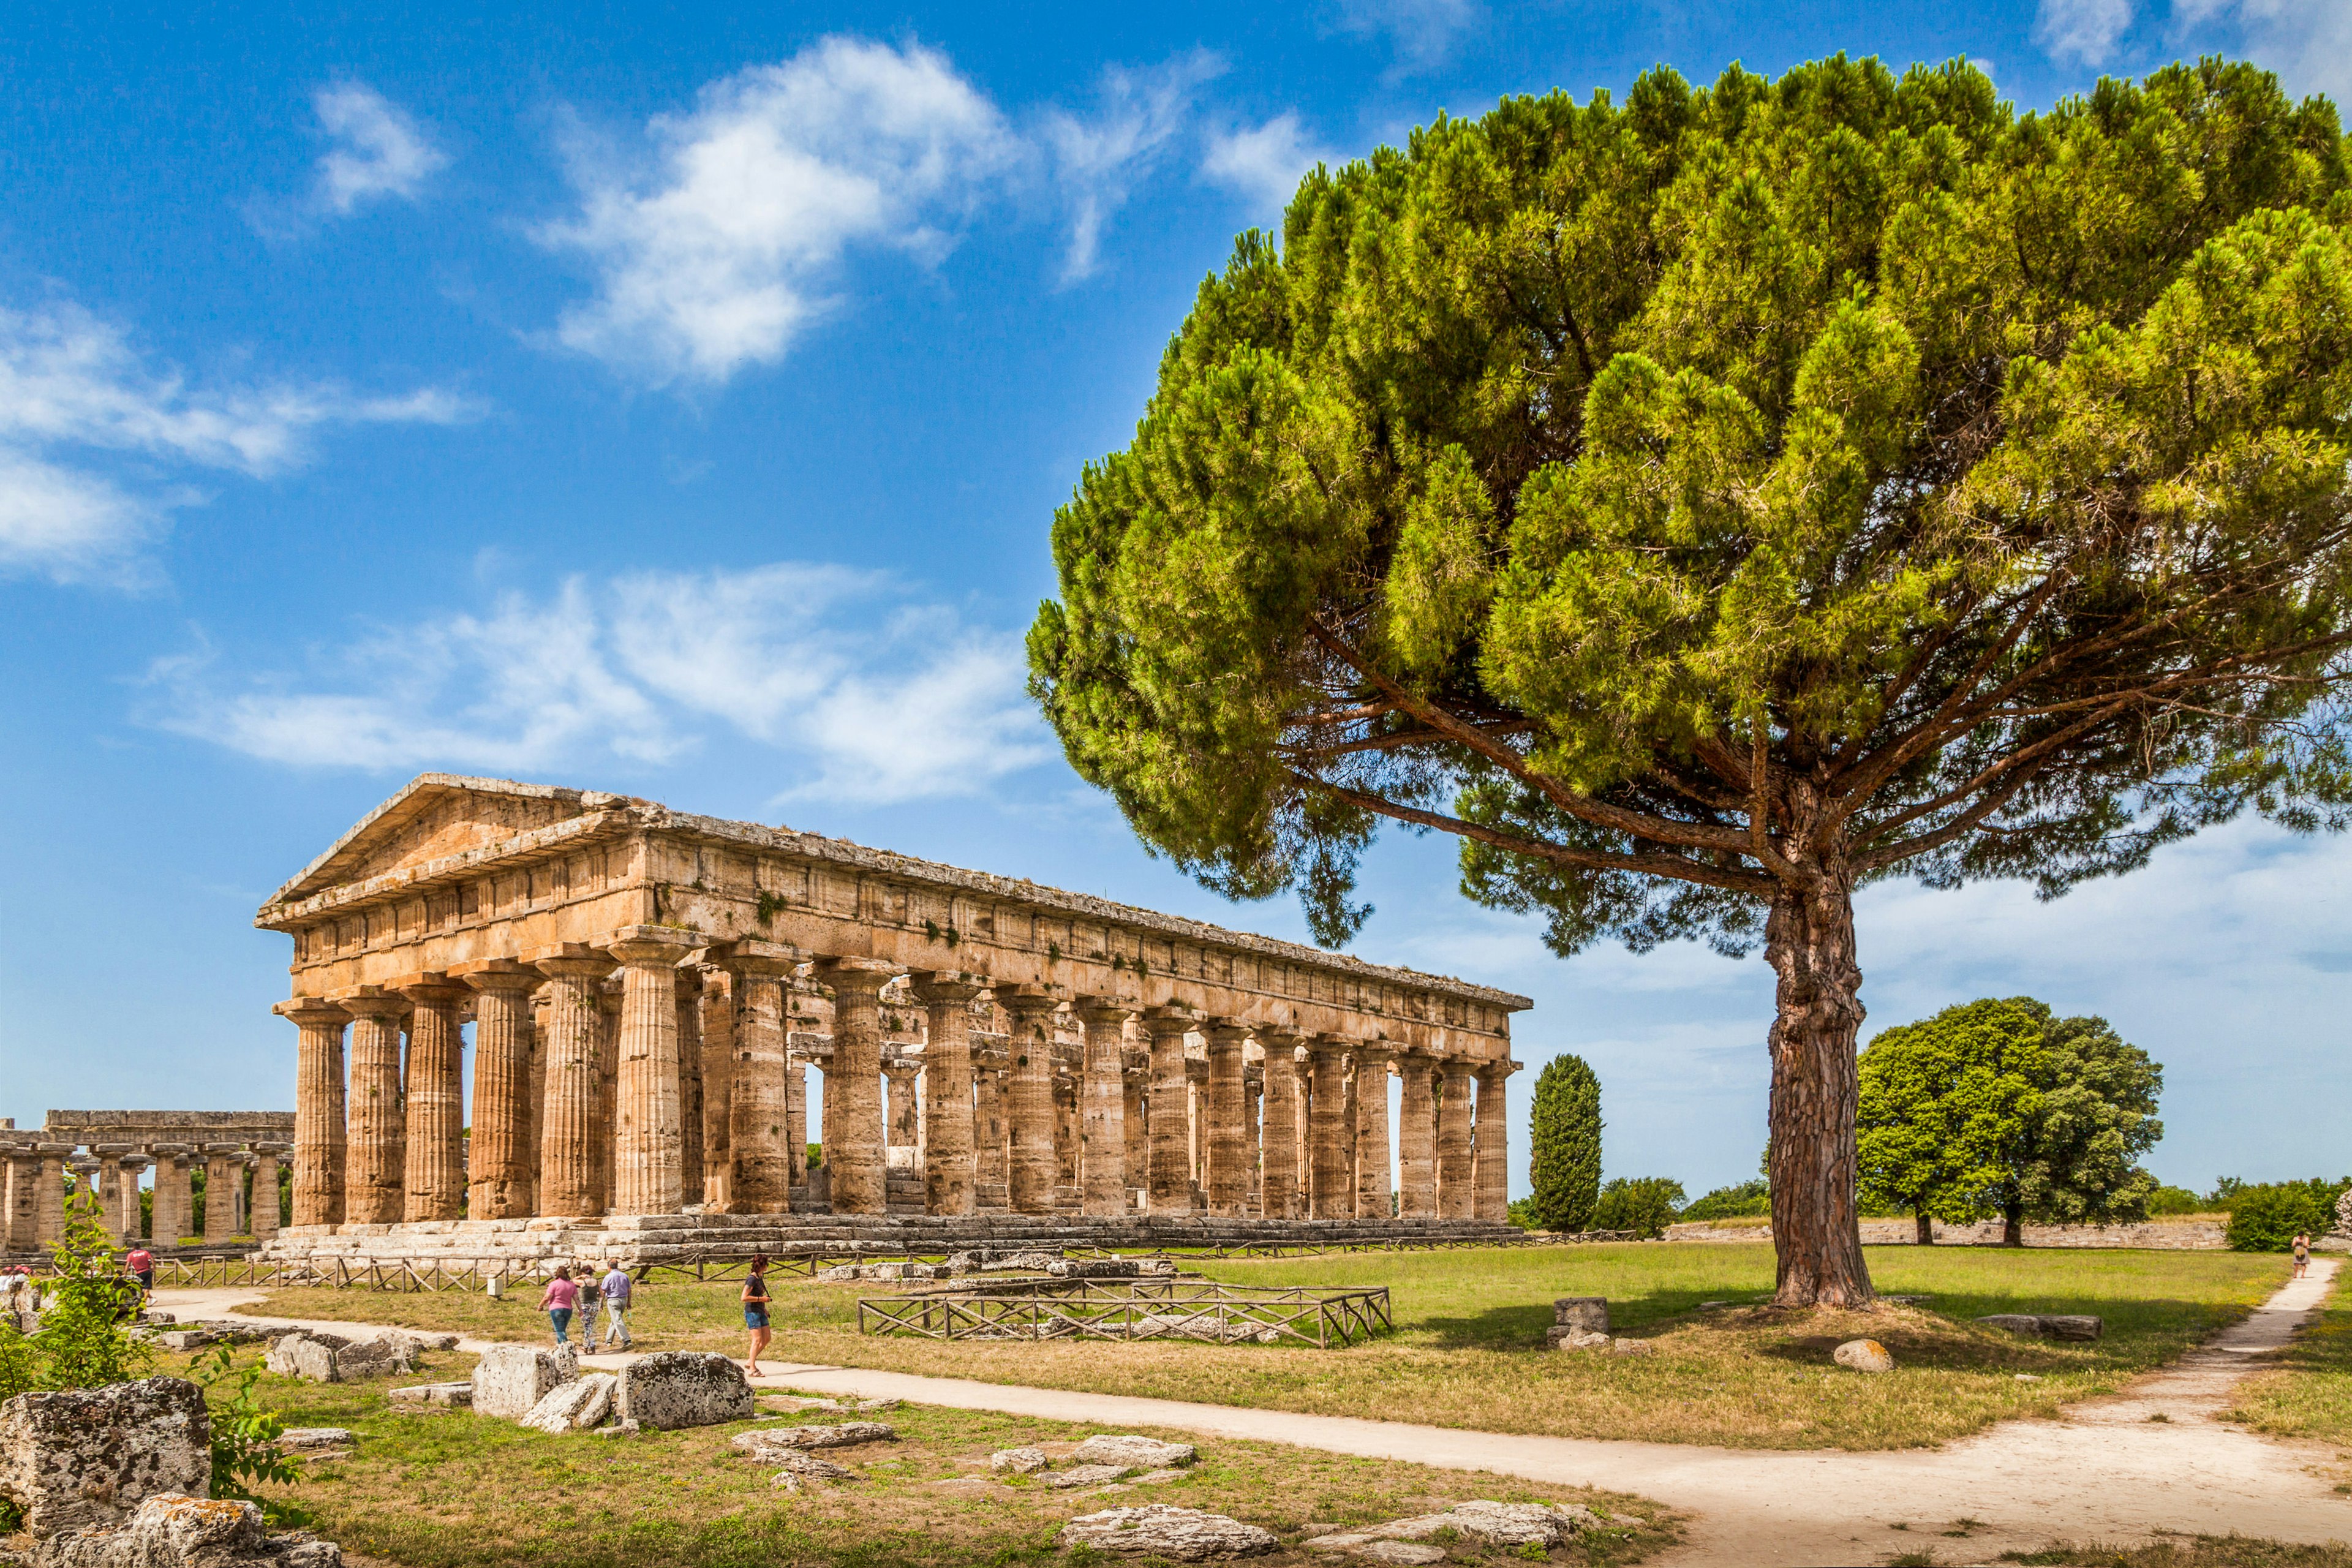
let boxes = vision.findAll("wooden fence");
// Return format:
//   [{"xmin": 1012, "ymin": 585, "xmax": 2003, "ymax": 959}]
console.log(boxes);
[{"xmin": 856, "ymin": 1279, "xmax": 1393, "ymax": 1348}]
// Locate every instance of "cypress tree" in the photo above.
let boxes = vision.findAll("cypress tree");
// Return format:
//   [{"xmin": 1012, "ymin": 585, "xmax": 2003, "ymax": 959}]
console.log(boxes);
[{"xmin": 1528, "ymin": 1054, "xmax": 1603, "ymax": 1231}]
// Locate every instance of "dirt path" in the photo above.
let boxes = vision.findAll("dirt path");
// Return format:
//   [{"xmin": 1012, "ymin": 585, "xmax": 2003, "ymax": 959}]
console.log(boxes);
[{"xmin": 159, "ymin": 1261, "xmax": 2350, "ymax": 1566}]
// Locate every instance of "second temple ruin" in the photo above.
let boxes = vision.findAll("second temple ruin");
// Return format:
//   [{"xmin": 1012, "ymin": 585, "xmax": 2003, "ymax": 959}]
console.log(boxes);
[{"xmin": 251, "ymin": 775, "xmax": 1529, "ymax": 1263}]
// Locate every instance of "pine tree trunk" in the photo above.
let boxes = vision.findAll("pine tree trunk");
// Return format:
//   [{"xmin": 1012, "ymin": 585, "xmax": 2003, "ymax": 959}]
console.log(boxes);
[
  {"xmin": 1763, "ymin": 865, "xmax": 1876, "ymax": 1308},
  {"xmin": 1915, "ymin": 1210, "xmax": 1934, "ymax": 1246}
]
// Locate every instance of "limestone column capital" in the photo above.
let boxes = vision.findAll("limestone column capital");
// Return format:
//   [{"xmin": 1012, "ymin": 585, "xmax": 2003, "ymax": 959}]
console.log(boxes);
[
  {"xmin": 274, "ymin": 998, "xmax": 350, "ymax": 1027},
  {"xmin": 814, "ymin": 956, "xmax": 902, "ymax": 997},
  {"xmin": 145, "ymin": 1142, "xmax": 189, "ymax": 1160},
  {"xmin": 115, "ymin": 1155, "xmax": 151, "ymax": 1174},
  {"xmin": 997, "ymin": 984, "xmax": 1065, "ymax": 1023},
  {"xmin": 1352, "ymin": 1041, "xmax": 1398, "ymax": 1069},
  {"xmin": 1073, "ymin": 994, "xmax": 1136, "ymax": 1027},
  {"xmin": 1202, "ymin": 1019, "xmax": 1250, "ymax": 1046},
  {"xmin": 394, "ymin": 972, "xmax": 469, "ymax": 1007},
  {"xmin": 201, "ymin": 1141, "xmax": 243, "ymax": 1156},
  {"xmin": 251, "ymin": 1141, "xmax": 292, "ymax": 1156},
  {"xmin": 1139, "ymin": 1003, "xmax": 1197, "ymax": 1041},
  {"xmin": 332, "ymin": 986, "xmax": 411, "ymax": 1020},
  {"xmin": 90, "ymin": 1143, "xmax": 135, "ymax": 1156},
  {"xmin": 710, "ymin": 937, "xmax": 805, "ymax": 978},
  {"xmin": 908, "ymin": 970, "xmax": 989, "ymax": 1005},
  {"xmin": 34, "ymin": 1142, "xmax": 74, "ymax": 1158},
  {"xmin": 1477, "ymin": 1057, "xmax": 1522, "ymax": 1082},
  {"xmin": 527, "ymin": 944, "xmax": 620, "ymax": 984},
  {"xmin": 595, "ymin": 925, "xmax": 704, "ymax": 967},
  {"xmin": 451, "ymin": 959, "xmax": 541, "ymax": 995}
]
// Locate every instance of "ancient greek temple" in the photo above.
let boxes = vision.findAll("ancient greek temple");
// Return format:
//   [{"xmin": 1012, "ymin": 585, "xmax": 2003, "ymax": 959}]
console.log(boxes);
[
  {"xmin": 0, "ymin": 1112, "xmax": 293, "ymax": 1256},
  {"xmin": 256, "ymin": 776, "xmax": 1527, "ymax": 1261}
]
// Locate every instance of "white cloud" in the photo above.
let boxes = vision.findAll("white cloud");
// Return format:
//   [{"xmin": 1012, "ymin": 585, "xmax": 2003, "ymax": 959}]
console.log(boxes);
[
  {"xmin": 2171, "ymin": 0, "xmax": 2352, "ymax": 102},
  {"xmin": 1335, "ymin": 0, "xmax": 1482, "ymax": 71},
  {"xmin": 543, "ymin": 37, "xmax": 1015, "ymax": 385},
  {"xmin": 0, "ymin": 296, "xmax": 476, "ymax": 587},
  {"xmin": 1202, "ymin": 113, "xmax": 1334, "ymax": 220},
  {"xmin": 1043, "ymin": 53, "xmax": 1224, "ymax": 282},
  {"xmin": 2035, "ymin": 0, "xmax": 2136, "ymax": 65},
  {"xmin": 149, "ymin": 564, "xmax": 1055, "ymax": 806},
  {"xmin": 312, "ymin": 81, "xmax": 447, "ymax": 214}
]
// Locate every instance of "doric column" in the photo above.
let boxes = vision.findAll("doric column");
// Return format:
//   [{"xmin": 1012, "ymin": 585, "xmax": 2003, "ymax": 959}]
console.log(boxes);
[
  {"xmin": 1000, "ymin": 987, "xmax": 1062, "ymax": 1215},
  {"xmin": 235, "ymin": 1155, "xmax": 258, "ymax": 1233},
  {"xmin": 1053, "ymin": 1057, "xmax": 1081, "ymax": 1207},
  {"xmin": 885, "ymin": 1061, "xmax": 921, "ymax": 1156},
  {"xmin": 1, "ymin": 1144, "xmax": 34, "ymax": 1251},
  {"xmin": 1397, "ymin": 1051, "xmax": 1439, "ymax": 1217},
  {"xmin": 1186, "ymin": 1063, "xmax": 1205, "ymax": 1189},
  {"xmin": 338, "ymin": 989, "xmax": 408, "ymax": 1225},
  {"xmin": 67, "ymin": 1156, "xmax": 99, "ymax": 1229},
  {"xmin": 1243, "ymin": 1061, "xmax": 1264, "ymax": 1215},
  {"xmin": 454, "ymin": 962, "xmax": 537, "ymax": 1220},
  {"xmin": 594, "ymin": 977, "xmax": 624, "ymax": 1213},
  {"xmin": 249, "ymin": 1144, "xmax": 285, "ymax": 1240},
  {"xmin": 1074, "ymin": 997, "xmax": 1132, "ymax": 1218},
  {"xmin": 1203, "ymin": 1022, "xmax": 1248, "ymax": 1215},
  {"xmin": 530, "ymin": 949, "xmax": 613, "ymax": 1218},
  {"xmin": 1140, "ymin": 1006, "xmax": 1195, "ymax": 1212},
  {"xmin": 1437, "ymin": 1058, "xmax": 1477, "ymax": 1219},
  {"xmin": 1259, "ymin": 1033, "xmax": 1302, "ymax": 1219},
  {"xmin": 910, "ymin": 973, "xmax": 983, "ymax": 1216},
  {"xmin": 1306, "ymin": 1037, "xmax": 1352, "ymax": 1219},
  {"xmin": 600, "ymin": 926, "xmax": 700, "ymax": 1216},
  {"xmin": 697, "ymin": 966, "xmax": 733, "ymax": 1208},
  {"xmin": 146, "ymin": 1145, "xmax": 190, "ymax": 1245},
  {"xmin": 973, "ymin": 1044, "xmax": 1009, "ymax": 1210},
  {"xmin": 816, "ymin": 957, "xmax": 899, "ymax": 1216},
  {"xmin": 677, "ymin": 962, "xmax": 706, "ymax": 1207},
  {"xmin": 200, "ymin": 1144, "xmax": 240, "ymax": 1242},
  {"xmin": 1474, "ymin": 1060, "xmax": 1514, "ymax": 1221},
  {"xmin": 786, "ymin": 1046, "xmax": 809, "ymax": 1189},
  {"xmin": 34, "ymin": 1145, "xmax": 70, "ymax": 1244},
  {"xmin": 1354, "ymin": 1044, "xmax": 1395, "ymax": 1219},
  {"xmin": 1122, "ymin": 1046, "xmax": 1149, "ymax": 1205},
  {"xmin": 526, "ymin": 988, "xmax": 549, "ymax": 1215},
  {"xmin": 92, "ymin": 1146, "xmax": 130, "ymax": 1242},
  {"xmin": 275, "ymin": 999, "xmax": 349, "ymax": 1229},
  {"xmin": 717, "ymin": 940, "xmax": 800, "ymax": 1214},
  {"xmin": 396, "ymin": 976, "xmax": 467, "ymax": 1223},
  {"xmin": 112, "ymin": 1152, "xmax": 150, "ymax": 1242}
]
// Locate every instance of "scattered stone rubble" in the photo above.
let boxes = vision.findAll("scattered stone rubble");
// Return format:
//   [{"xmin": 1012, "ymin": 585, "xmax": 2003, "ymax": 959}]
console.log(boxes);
[
  {"xmin": 1306, "ymin": 1501, "xmax": 1599, "ymax": 1560},
  {"xmin": 1060, "ymin": 1504, "xmax": 1279, "ymax": 1560},
  {"xmin": 731, "ymin": 1422, "xmax": 897, "ymax": 1456},
  {"xmin": 468, "ymin": 1345, "xmax": 579, "ymax": 1419},
  {"xmin": 272, "ymin": 1430, "xmax": 352, "ymax": 1453},
  {"xmin": 262, "ymin": 1330, "xmax": 443, "ymax": 1384},
  {"xmin": 1071, "ymin": 1436, "xmax": 1195, "ymax": 1469},
  {"xmin": 386, "ymin": 1383, "xmax": 472, "ymax": 1408},
  {"xmin": 1976, "ymin": 1314, "xmax": 2104, "ymax": 1341},
  {"xmin": 519, "ymin": 1374, "xmax": 615, "ymax": 1435},
  {"xmin": 34, "ymin": 1494, "xmax": 342, "ymax": 1568},
  {"xmin": 1543, "ymin": 1297, "xmax": 1653, "ymax": 1355},
  {"xmin": 616, "ymin": 1352, "xmax": 752, "ymax": 1431},
  {"xmin": 1050, "ymin": 1464, "xmax": 1133, "ymax": 1490},
  {"xmin": 989, "ymin": 1446, "xmax": 1050, "ymax": 1474},
  {"xmin": 1834, "ymin": 1339, "xmax": 1896, "ymax": 1373}
]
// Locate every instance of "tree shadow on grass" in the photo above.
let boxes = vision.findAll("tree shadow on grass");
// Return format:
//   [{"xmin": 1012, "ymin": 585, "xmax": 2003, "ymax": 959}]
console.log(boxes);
[{"xmin": 1414, "ymin": 1289, "xmax": 1747, "ymax": 1350}]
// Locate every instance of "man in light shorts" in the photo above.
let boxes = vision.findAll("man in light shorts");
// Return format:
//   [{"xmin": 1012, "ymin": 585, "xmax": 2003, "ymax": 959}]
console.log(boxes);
[{"xmin": 600, "ymin": 1261, "xmax": 635, "ymax": 1349}]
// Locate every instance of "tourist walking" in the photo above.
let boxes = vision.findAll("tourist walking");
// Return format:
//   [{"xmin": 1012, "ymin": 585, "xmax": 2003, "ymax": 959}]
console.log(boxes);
[
  {"xmin": 126, "ymin": 1245, "xmax": 154, "ymax": 1298},
  {"xmin": 575, "ymin": 1262, "xmax": 601, "ymax": 1344},
  {"xmin": 540, "ymin": 1266, "xmax": 579, "ymax": 1346},
  {"xmin": 742, "ymin": 1254, "xmax": 772, "ymax": 1376},
  {"xmin": 2294, "ymin": 1232, "xmax": 2312, "ymax": 1279},
  {"xmin": 600, "ymin": 1261, "xmax": 633, "ymax": 1349}
]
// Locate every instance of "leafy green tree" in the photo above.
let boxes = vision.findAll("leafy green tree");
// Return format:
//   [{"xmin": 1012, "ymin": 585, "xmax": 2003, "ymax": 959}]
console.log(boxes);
[
  {"xmin": 1681, "ymin": 1178, "xmax": 1772, "ymax": 1220},
  {"xmin": 1526, "ymin": 1054, "xmax": 1604, "ymax": 1230},
  {"xmin": 1994, "ymin": 1013, "xmax": 2163, "ymax": 1239},
  {"xmin": 1593, "ymin": 1176, "xmax": 1687, "ymax": 1238},
  {"xmin": 34, "ymin": 1199, "xmax": 150, "ymax": 1390},
  {"xmin": 1029, "ymin": 55, "xmax": 2352, "ymax": 1304},
  {"xmin": 1857, "ymin": 998, "xmax": 2045, "ymax": 1243}
]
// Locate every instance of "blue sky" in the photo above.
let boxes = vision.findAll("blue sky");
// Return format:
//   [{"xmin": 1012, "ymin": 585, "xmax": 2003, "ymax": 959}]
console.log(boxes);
[{"xmin": 2, "ymin": 0, "xmax": 2347, "ymax": 1199}]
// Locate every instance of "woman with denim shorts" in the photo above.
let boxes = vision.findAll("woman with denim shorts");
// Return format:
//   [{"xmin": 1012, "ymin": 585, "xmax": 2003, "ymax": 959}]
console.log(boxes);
[
  {"xmin": 540, "ymin": 1267, "xmax": 579, "ymax": 1347},
  {"xmin": 741, "ymin": 1254, "xmax": 772, "ymax": 1376}
]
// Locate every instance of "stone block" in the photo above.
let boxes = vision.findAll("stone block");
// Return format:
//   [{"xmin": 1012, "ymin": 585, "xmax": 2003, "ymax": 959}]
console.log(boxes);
[
  {"xmin": 1977, "ymin": 1313, "xmax": 2101, "ymax": 1341},
  {"xmin": 1368, "ymin": 1501, "xmax": 1596, "ymax": 1548},
  {"xmin": 614, "ymin": 1352, "xmax": 753, "ymax": 1431},
  {"xmin": 0, "ymin": 1378, "xmax": 211, "ymax": 1537},
  {"xmin": 519, "ymin": 1372, "xmax": 615, "ymax": 1434},
  {"xmin": 469, "ymin": 1344, "xmax": 578, "ymax": 1419},
  {"xmin": 729, "ymin": 1422, "xmax": 896, "ymax": 1455},
  {"xmin": 1545, "ymin": 1327, "xmax": 1611, "ymax": 1351},
  {"xmin": 989, "ymin": 1447, "xmax": 1049, "ymax": 1474},
  {"xmin": 1071, "ymin": 1435, "xmax": 1196, "ymax": 1469},
  {"xmin": 274, "ymin": 1430, "xmax": 353, "ymax": 1451},
  {"xmin": 1833, "ymin": 1338, "xmax": 1894, "ymax": 1372},
  {"xmin": 32, "ymin": 1491, "xmax": 343, "ymax": 1568},
  {"xmin": 387, "ymin": 1383, "xmax": 472, "ymax": 1408},
  {"xmin": 1552, "ymin": 1297, "xmax": 1609, "ymax": 1334},
  {"xmin": 1050, "ymin": 1464, "xmax": 1134, "ymax": 1489},
  {"xmin": 1060, "ymin": 1505, "xmax": 1279, "ymax": 1560}
]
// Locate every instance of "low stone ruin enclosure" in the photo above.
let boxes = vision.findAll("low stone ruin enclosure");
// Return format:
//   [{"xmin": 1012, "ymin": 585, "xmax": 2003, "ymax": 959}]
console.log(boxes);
[
  {"xmin": 856, "ymin": 1275, "xmax": 1395, "ymax": 1348},
  {"xmin": 252, "ymin": 775, "xmax": 1529, "ymax": 1268}
]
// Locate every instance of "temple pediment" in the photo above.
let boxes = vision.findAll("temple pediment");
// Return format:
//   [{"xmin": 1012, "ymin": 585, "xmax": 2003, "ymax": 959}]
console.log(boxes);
[{"xmin": 267, "ymin": 774, "xmax": 628, "ymax": 905}]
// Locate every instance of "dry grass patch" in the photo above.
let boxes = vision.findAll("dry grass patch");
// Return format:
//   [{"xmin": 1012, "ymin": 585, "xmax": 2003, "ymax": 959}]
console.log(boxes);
[
  {"xmin": 2225, "ymin": 1268, "xmax": 2352, "ymax": 1454},
  {"xmin": 237, "ymin": 1242, "xmax": 2289, "ymax": 1452},
  {"xmin": 154, "ymin": 1347, "xmax": 1674, "ymax": 1568},
  {"xmin": 1999, "ymin": 1540, "xmax": 2352, "ymax": 1567}
]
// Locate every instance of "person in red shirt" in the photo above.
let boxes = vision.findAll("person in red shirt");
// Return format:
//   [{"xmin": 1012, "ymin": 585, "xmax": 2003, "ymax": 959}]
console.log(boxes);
[{"xmin": 126, "ymin": 1246, "xmax": 154, "ymax": 1295}]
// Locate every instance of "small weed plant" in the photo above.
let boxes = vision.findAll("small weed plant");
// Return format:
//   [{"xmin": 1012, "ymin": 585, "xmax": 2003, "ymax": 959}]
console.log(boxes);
[
  {"xmin": 192, "ymin": 1346, "xmax": 301, "ymax": 1504},
  {"xmin": 29, "ymin": 1202, "xmax": 150, "ymax": 1391}
]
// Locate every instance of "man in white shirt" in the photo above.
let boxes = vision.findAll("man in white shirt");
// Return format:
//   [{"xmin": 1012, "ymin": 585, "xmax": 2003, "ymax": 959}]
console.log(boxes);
[{"xmin": 600, "ymin": 1262, "xmax": 634, "ymax": 1349}]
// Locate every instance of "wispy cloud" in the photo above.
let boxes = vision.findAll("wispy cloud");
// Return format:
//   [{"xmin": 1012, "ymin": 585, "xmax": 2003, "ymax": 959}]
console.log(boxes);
[
  {"xmin": 0, "ymin": 296, "xmax": 476, "ymax": 587},
  {"xmin": 2035, "ymin": 0, "xmax": 2137, "ymax": 64},
  {"xmin": 1202, "ymin": 112, "xmax": 1333, "ymax": 219},
  {"xmin": 1043, "ymin": 52, "xmax": 1224, "ymax": 281},
  {"xmin": 2171, "ymin": 0, "xmax": 2351, "ymax": 102},
  {"xmin": 312, "ymin": 81, "xmax": 447, "ymax": 214},
  {"xmin": 147, "ymin": 564, "xmax": 1055, "ymax": 805},
  {"xmin": 1335, "ymin": 0, "xmax": 1483, "ymax": 72},
  {"xmin": 541, "ymin": 37, "xmax": 1015, "ymax": 386}
]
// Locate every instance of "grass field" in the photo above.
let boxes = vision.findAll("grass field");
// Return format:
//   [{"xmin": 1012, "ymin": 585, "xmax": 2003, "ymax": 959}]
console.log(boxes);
[
  {"xmin": 2226, "ymin": 1267, "xmax": 2352, "ymax": 1450},
  {"xmin": 155, "ymin": 1346, "xmax": 1675, "ymax": 1568},
  {"xmin": 241, "ymin": 1242, "xmax": 2290, "ymax": 1452}
]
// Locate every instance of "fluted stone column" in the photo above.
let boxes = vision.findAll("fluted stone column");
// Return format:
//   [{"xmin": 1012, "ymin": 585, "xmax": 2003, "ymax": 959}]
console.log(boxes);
[
  {"xmin": 396, "ymin": 977, "xmax": 467, "ymax": 1223},
  {"xmin": 974, "ymin": 1046, "xmax": 1010, "ymax": 1210},
  {"xmin": 1001, "ymin": 988, "xmax": 1061, "ymax": 1215},
  {"xmin": 1141, "ymin": 1006, "xmax": 1195, "ymax": 1213},
  {"xmin": 1243, "ymin": 1063, "xmax": 1264, "ymax": 1215},
  {"xmin": 1259, "ymin": 1034, "xmax": 1301, "ymax": 1219},
  {"xmin": 1354, "ymin": 1045, "xmax": 1394, "ymax": 1219},
  {"xmin": 249, "ymin": 1144, "xmax": 285, "ymax": 1240},
  {"xmin": 526, "ymin": 988, "xmax": 549, "ymax": 1215},
  {"xmin": 1397, "ymin": 1052, "xmax": 1438, "ymax": 1217},
  {"xmin": 198, "ymin": 1144, "xmax": 239, "ymax": 1242},
  {"xmin": 339, "ymin": 990, "xmax": 408, "ymax": 1226},
  {"xmin": 67, "ymin": 1158, "xmax": 99, "ymax": 1230},
  {"xmin": 148, "ymin": 1145, "xmax": 190, "ymax": 1245},
  {"xmin": 532, "ymin": 949, "xmax": 612, "ymax": 1218},
  {"xmin": 786, "ymin": 1047, "xmax": 809, "ymax": 1191},
  {"xmin": 1053, "ymin": 1058, "xmax": 1081, "ymax": 1208},
  {"xmin": 910, "ymin": 973, "xmax": 982, "ymax": 1216},
  {"xmin": 1306, "ymin": 1038, "xmax": 1351, "ymax": 1219},
  {"xmin": 885, "ymin": 1061, "xmax": 921, "ymax": 1157},
  {"xmin": 720, "ymin": 941, "xmax": 799, "ymax": 1213},
  {"xmin": 603, "ymin": 927, "xmax": 699, "ymax": 1216},
  {"xmin": 34, "ymin": 1145, "xmax": 70, "ymax": 1244},
  {"xmin": 1203, "ymin": 1022, "xmax": 1248, "ymax": 1215},
  {"xmin": 1437, "ymin": 1059, "xmax": 1476, "ymax": 1219},
  {"xmin": 1122, "ymin": 1050, "xmax": 1148, "ymax": 1206},
  {"xmin": 677, "ymin": 963, "xmax": 706, "ymax": 1207},
  {"xmin": 92, "ymin": 1147, "xmax": 128, "ymax": 1241},
  {"xmin": 113, "ymin": 1153, "xmax": 149, "ymax": 1242},
  {"xmin": 1, "ymin": 1145, "xmax": 35, "ymax": 1251},
  {"xmin": 1474, "ymin": 1061, "xmax": 1513, "ymax": 1221},
  {"xmin": 594, "ymin": 978, "xmax": 624, "ymax": 1213},
  {"xmin": 276, "ymin": 999, "xmax": 349, "ymax": 1229},
  {"xmin": 817, "ymin": 958, "xmax": 899, "ymax": 1216},
  {"xmin": 1074, "ymin": 998, "xmax": 1132, "ymax": 1218},
  {"xmin": 454, "ymin": 964, "xmax": 536, "ymax": 1221},
  {"xmin": 698, "ymin": 966, "xmax": 734, "ymax": 1208}
]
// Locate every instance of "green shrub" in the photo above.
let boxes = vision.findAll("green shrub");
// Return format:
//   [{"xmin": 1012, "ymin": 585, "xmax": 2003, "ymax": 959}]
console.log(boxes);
[
  {"xmin": 2146, "ymin": 1185, "xmax": 2207, "ymax": 1215},
  {"xmin": 192, "ymin": 1347, "xmax": 300, "ymax": 1504},
  {"xmin": 34, "ymin": 1202, "xmax": 150, "ymax": 1390},
  {"xmin": 1680, "ymin": 1178, "xmax": 1771, "ymax": 1221},
  {"xmin": 1593, "ymin": 1177, "xmax": 1686, "ymax": 1239},
  {"xmin": 2223, "ymin": 1179, "xmax": 2348, "ymax": 1251}
]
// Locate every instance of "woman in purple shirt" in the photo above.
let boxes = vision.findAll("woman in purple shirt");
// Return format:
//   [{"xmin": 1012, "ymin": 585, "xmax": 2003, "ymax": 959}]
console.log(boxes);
[{"xmin": 539, "ymin": 1267, "xmax": 579, "ymax": 1346}]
